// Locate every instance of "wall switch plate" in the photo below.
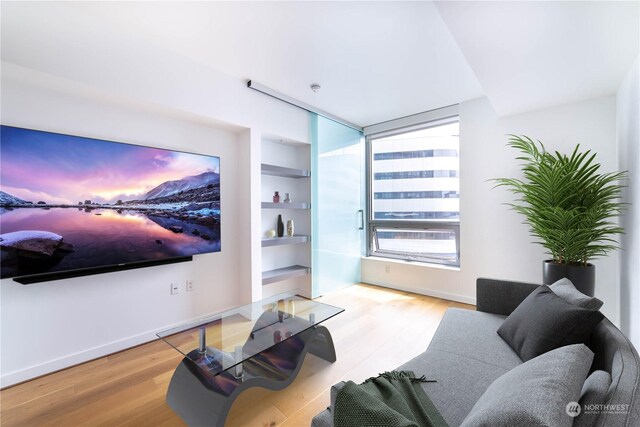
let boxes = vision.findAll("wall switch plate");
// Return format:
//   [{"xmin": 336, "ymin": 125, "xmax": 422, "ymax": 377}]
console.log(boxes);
[
  {"xmin": 171, "ymin": 282, "xmax": 180, "ymax": 295},
  {"xmin": 186, "ymin": 280, "xmax": 194, "ymax": 292}
]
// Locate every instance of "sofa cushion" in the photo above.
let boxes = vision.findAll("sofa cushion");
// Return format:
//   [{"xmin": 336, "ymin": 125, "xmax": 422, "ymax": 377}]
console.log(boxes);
[
  {"xmin": 461, "ymin": 344, "xmax": 594, "ymax": 427},
  {"xmin": 427, "ymin": 308, "xmax": 523, "ymax": 369},
  {"xmin": 497, "ymin": 285, "xmax": 604, "ymax": 361},
  {"xmin": 550, "ymin": 278, "xmax": 604, "ymax": 310},
  {"xmin": 573, "ymin": 370, "xmax": 611, "ymax": 427},
  {"xmin": 397, "ymin": 348, "xmax": 511, "ymax": 426}
]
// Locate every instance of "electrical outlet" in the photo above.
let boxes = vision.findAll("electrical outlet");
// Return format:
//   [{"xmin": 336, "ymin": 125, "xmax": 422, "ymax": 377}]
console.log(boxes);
[
  {"xmin": 385, "ymin": 265, "xmax": 391, "ymax": 274},
  {"xmin": 186, "ymin": 280, "xmax": 194, "ymax": 292},
  {"xmin": 171, "ymin": 282, "xmax": 180, "ymax": 295}
]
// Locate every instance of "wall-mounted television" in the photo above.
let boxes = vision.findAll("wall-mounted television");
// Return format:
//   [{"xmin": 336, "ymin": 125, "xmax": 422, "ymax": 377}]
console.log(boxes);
[{"xmin": 0, "ymin": 125, "xmax": 221, "ymax": 283}]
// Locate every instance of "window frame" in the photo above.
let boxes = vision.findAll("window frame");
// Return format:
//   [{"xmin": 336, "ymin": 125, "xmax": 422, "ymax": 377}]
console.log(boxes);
[{"xmin": 365, "ymin": 113, "xmax": 460, "ymax": 267}]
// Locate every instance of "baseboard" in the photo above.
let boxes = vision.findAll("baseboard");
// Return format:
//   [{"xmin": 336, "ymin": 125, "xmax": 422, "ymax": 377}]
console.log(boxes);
[
  {"xmin": 362, "ymin": 281, "xmax": 476, "ymax": 306},
  {"xmin": 0, "ymin": 305, "xmax": 237, "ymax": 388},
  {"xmin": 0, "ymin": 330, "xmax": 159, "ymax": 388}
]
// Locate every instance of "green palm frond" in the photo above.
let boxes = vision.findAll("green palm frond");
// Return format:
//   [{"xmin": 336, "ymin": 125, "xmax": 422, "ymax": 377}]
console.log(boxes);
[{"xmin": 493, "ymin": 135, "xmax": 627, "ymax": 265}]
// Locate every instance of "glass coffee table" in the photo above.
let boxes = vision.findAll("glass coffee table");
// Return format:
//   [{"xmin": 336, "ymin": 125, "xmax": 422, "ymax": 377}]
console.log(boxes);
[{"xmin": 157, "ymin": 292, "xmax": 344, "ymax": 427}]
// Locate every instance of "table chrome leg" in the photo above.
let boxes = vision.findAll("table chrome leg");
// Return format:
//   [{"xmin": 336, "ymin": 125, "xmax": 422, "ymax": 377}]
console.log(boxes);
[
  {"xmin": 234, "ymin": 345, "xmax": 243, "ymax": 379},
  {"xmin": 198, "ymin": 327, "xmax": 206, "ymax": 354}
]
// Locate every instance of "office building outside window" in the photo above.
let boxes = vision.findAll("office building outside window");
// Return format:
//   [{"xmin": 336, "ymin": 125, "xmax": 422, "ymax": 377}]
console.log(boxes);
[{"xmin": 367, "ymin": 117, "xmax": 460, "ymax": 266}]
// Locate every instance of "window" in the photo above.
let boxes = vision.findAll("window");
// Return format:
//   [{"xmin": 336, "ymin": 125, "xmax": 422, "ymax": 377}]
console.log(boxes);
[{"xmin": 367, "ymin": 117, "xmax": 460, "ymax": 266}]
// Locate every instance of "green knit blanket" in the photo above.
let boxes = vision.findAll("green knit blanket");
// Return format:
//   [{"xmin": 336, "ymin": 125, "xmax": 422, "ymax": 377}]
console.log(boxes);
[{"xmin": 333, "ymin": 371, "xmax": 448, "ymax": 427}]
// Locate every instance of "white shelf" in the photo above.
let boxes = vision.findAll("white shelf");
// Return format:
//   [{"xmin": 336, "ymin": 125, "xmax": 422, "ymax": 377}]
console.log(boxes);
[
  {"xmin": 261, "ymin": 235, "xmax": 310, "ymax": 247},
  {"xmin": 261, "ymin": 202, "xmax": 310, "ymax": 210},
  {"xmin": 262, "ymin": 265, "xmax": 311, "ymax": 285},
  {"xmin": 261, "ymin": 163, "xmax": 310, "ymax": 179}
]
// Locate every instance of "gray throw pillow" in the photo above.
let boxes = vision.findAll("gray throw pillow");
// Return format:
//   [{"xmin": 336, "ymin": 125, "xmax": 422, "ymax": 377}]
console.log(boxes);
[
  {"xmin": 461, "ymin": 344, "xmax": 594, "ymax": 427},
  {"xmin": 497, "ymin": 285, "xmax": 604, "ymax": 361},
  {"xmin": 550, "ymin": 278, "xmax": 604, "ymax": 310},
  {"xmin": 573, "ymin": 370, "xmax": 612, "ymax": 427}
]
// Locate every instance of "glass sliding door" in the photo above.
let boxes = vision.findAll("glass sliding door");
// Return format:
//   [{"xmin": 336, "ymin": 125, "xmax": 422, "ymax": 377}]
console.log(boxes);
[{"xmin": 311, "ymin": 114, "xmax": 364, "ymax": 297}]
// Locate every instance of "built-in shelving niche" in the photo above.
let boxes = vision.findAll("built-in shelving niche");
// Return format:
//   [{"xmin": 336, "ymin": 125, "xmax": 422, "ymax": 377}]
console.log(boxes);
[{"xmin": 260, "ymin": 136, "xmax": 312, "ymax": 297}]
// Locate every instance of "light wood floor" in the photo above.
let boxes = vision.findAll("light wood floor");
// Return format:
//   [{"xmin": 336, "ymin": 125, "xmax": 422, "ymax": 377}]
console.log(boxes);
[{"xmin": 0, "ymin": 284, "xmax": 473, "ymax": 427}]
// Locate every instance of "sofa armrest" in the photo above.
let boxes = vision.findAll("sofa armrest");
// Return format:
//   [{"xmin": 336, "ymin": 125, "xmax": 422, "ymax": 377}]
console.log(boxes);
[
  {"xmin": 476, "ymin": 278, "xmax": 539, "ymax": 316},
  {"xmin": 310, "ymin": 382, "xmax": 346, "ymax": 427}
]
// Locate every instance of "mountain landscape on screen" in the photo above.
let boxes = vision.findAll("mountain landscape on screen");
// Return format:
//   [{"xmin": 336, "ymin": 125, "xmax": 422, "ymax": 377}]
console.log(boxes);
[
  {"xmin": 145, "ymin": 171, "xmax": 220, "ymax": 200},
  {"xmin": 0, "ymin": 191, "xmax": 28, "ymax": 206},
  {"xmin": 0, "ymin": 125, "xmax": 221, "ymax": 279}
]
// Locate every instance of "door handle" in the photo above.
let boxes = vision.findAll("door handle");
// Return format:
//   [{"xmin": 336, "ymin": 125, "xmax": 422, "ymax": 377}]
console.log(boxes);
[{"xmin": 358, "ymin": 209, "xmax": 364, "ymax": 230}]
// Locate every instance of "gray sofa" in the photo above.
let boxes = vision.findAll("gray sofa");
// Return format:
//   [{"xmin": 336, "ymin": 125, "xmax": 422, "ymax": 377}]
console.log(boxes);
[{"xmin": 311, "ymin": 278, "xmax": 640, "ymax": 426}]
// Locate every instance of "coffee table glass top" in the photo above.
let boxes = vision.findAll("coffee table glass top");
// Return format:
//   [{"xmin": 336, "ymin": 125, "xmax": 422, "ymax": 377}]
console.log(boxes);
[{"xmin": 157, "ymin": 292, "xmax": 343, "ymax": 376}]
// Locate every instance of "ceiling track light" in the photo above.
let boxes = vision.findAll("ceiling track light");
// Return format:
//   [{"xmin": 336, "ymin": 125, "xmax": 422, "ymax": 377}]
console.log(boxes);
[{"xmin": 247, "ymin": 80, "xmax": 362, "ymax": 131}]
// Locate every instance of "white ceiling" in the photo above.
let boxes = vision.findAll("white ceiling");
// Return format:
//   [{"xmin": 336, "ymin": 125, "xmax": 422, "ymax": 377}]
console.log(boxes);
[
  {"xmin": 436, "ymin": 1, "xmax": 640, "ymax": 116},
  {"xmin": 1, "ymin": 1, "xmax": 638, "ymax": 126}
]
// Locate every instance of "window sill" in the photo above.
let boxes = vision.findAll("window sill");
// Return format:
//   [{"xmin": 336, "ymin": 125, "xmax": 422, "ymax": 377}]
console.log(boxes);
[{"xmin": 362, "ymin": 256, "xmax": 461, "ymax": 272}]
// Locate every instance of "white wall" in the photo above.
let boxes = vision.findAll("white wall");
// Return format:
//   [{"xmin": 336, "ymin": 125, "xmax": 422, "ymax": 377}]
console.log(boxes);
[
  {"xmin": 363, "ymin": 95, "xmax": 621, "ymax": 324},
  {"xmin": 0, "ymin": 76, "xmax": 236, "ymax": 385},
  {"xmin": 0, "ymin": 51, "xmax": 308, "ymax": 385},
  {"xmin": 617, "ymin": 58, "xmax": 640, "ymax": 349}
]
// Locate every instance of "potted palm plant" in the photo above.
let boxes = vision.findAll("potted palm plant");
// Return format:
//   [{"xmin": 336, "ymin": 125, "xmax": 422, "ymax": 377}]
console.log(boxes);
[{"xmin": 494, "ymin": 135, "xmax": 626, "ymax": 296}]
